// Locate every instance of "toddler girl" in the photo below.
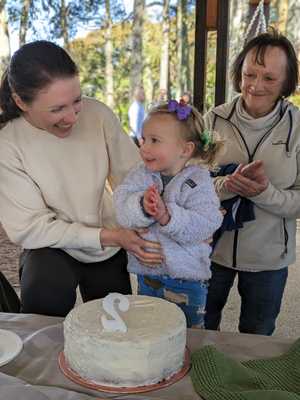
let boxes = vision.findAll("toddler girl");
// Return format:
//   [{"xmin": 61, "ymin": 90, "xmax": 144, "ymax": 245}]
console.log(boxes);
[{"xmin": 114, "ymin": 100, "xmax": 223, "ymax": 328}]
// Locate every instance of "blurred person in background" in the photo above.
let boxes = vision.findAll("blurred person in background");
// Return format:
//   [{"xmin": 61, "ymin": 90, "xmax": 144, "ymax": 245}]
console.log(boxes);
[{"xmin": 128, "ymin": 86, "xmax": 145, "ymax": 146}]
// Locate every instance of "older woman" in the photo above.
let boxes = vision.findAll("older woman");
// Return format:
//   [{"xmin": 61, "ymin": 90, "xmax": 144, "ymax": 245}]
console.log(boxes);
[
  {"xmin": 204, "ymin": 30, "xmax": 300, "ymax": 335},
  {"xmin": 0, "ymin": 41, "xmax": 162, "ymax": 317}
]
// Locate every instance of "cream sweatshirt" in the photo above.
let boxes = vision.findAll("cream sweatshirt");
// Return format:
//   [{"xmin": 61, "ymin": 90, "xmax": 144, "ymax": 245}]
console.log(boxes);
[{"xmin": 0, "ymin": 97, "xmax": 140, "ymax": 263}]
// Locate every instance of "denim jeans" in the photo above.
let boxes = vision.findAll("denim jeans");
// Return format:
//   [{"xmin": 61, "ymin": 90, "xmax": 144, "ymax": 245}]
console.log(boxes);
[
  {"xmin": 205, "ymin": 262, "xmax": 288, "ymax": 335},
  {"xmin": 137, "ymin": 274, "xmax": 208, "ymax": 328}
]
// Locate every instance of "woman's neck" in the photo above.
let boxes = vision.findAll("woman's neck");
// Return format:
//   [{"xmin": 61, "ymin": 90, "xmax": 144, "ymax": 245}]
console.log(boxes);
[{"xmin": 242, "ymin": 99, "xmax": 280, "ymax": 119}]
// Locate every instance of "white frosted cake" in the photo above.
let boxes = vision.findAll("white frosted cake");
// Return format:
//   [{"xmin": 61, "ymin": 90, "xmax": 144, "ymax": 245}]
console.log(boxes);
[{"xmin": 63, "ymin": 294, "xmax": 187, "ymax": 387}]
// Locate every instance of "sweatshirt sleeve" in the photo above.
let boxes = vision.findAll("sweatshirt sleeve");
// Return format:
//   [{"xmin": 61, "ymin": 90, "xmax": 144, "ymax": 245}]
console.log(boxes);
[
  {"xmin": 159, "ymin": 169, "xmax": 223, "ymax": 244},
  {"xmin": 101, "ymin": 105, "xmax": 141, "ymax": 190},
  {"xmin": 113, "ymin": 166, "xmax": 155, "ymax": 229},
  {"xmin": 204, "ymin": 110, "xmax": 237, "ymax": 201},
  {"xmin": 0, "ymin": 138, "xmax": 101, "ymax": 250},
  {"xmin": 251, "ymin": 151, "xmax": 300, "ymax": 218}
]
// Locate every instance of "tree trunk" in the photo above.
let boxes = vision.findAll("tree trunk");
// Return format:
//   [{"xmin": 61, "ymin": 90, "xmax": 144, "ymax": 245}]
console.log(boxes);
[
  {"xmin": 176, "ymin": 0, "xmax": 190, "ymax": 99},
  {"xmin": 275, "ymin": 0, "xmax": 289, "ymax": 34},
  {"xmin": 19, "ymin": 0, "xmax": 31, "ymax": 46},
  {"xmin": 130, "ymin": 0, "xmax": 145, "ymax": 98},
  {"xmin": 0, "ymin": 1, "xmax": 10, "ymax": 76},
  {"xmin": 104, "ymin": 0, "xmax": 114, "ymax": 109},
  {"xmin": 60, "ymin": 0, "xmax": 70, "ymax": 50},
  {"xmin": 159, "ymin": 0, "xmax": 170, "ymax": 97},
  {"xmin": 287, "ymin": 0, "xmax": 300, "ymax": 72},
  {"xmin": 227, "ymin": 0, "xmax": 247, "ymax": 100}
]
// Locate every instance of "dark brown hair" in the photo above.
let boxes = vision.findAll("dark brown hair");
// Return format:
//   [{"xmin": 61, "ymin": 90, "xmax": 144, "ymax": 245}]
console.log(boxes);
[
  {"xmin": 0, "ymin": 40, "xmax": 78, "ymax": 124},
  {"xmin": 231, "ymin": 28, "xmax": 299, "ymax": 98}
]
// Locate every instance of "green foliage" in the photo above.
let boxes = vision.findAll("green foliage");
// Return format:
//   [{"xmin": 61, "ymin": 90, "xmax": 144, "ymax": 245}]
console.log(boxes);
[
  {"xmin": 6, "ymin": 1, "xmax": 300, "ymax": 129},
  {"xmin": 205, "ymin": 32, "xmax": 217, "ymax": 111},
  {"xmin": 290, "ymin": 93, "xmax": 300, "ymax": 109},
  {"xmin": 71, "ymin": 34, "xmax": 105, "ymax": 99},
  {"xmin": 70, "ymin": 7, "xmax": 198, "ymax": 132},
  {"xmin": 70, "ymin": 21, "xmax": 132, "ymax": 131},
  {"xmin": 143, "ymin": 20, "xmax": 163, "ymax": 101}
]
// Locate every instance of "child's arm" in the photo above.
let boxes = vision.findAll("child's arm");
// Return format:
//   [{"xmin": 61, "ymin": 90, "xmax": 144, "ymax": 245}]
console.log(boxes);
[
  {"xmin": 158, "ymin": 169, "xmax": 223, "ymax": 244},
  {"xmin": 113, "ymin": 165, "xmax": 155, "ymax": 229}
]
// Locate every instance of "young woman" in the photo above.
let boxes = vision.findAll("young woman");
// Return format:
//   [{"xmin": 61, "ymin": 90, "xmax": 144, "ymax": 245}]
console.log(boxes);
[{"xmin": 0, "ymin": 40, "xmax": 162, "ymax": 316}]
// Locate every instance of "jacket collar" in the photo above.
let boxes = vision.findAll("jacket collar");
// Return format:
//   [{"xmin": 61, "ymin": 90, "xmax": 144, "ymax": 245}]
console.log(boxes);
[{"xmin": 210, "ymin": 95, "xmax": 296, "ymax": 122}]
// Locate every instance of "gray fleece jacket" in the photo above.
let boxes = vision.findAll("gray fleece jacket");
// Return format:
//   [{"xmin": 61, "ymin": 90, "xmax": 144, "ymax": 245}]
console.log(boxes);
[
  {"xmin": 205, "ymin": 96, "xmax": 300, "ymax": 272},
  {"xmin": 114, "ymin": 164, "xmax": 223, "ymax": 281}
]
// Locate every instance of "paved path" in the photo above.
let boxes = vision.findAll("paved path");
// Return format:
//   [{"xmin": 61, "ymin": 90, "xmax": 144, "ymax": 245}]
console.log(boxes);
[{"xmin": 222, "ymin": 228, "xmax": 300, "ymax": 338}]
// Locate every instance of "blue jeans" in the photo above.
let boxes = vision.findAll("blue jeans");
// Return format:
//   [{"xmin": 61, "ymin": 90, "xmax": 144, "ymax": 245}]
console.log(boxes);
[
  {"xmin": 137, "ymin": 274, "xmax": 208, "ymax": 328},
  {"xmin": 204, "ymin": 262, "xmax": 288, "ymax": 335}
]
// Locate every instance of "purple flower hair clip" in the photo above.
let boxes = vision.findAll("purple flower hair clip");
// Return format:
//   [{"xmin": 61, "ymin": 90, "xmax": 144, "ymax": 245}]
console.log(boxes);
[{"xmin": 168, "ymin": 99, "xmax": 192, "ymax": 121}]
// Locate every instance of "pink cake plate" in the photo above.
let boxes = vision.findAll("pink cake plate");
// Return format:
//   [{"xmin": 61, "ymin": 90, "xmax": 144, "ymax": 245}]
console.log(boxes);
[{"xmin": 58, "ymin": 348, "xmax": 190, "ymax": 394}]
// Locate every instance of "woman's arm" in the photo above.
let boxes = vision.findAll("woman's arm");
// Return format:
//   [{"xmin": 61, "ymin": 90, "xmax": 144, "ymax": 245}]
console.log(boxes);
[
  {"xmin": 213, "ymin": 176, "xmax": 238, "ymax": 201},
  {"xmin": 0, "ymin": 143, "xmax": 101, "ymax": 250},
  {"xmin": 101, "ymin": 103, "xmax": 141, "ymax": 190},
  {"xmin": 0, "ymin": 140, "xmax": 163, "ymax": 265},
  {"xmin": 100, "ymin": 228, "xmax": 162, "ymax": 265},
  {"xmin": 203, "ymin": 109, "xmax": 238, "ymax": 201}
]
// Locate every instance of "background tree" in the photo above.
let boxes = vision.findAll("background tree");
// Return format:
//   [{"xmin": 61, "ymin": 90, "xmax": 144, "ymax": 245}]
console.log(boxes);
[
  {"xmin": 19, "ymin": 0, "xmax": 31, "ymax": 45},
  {"xmin": 287, "ymin": 0, "xmax": 300, "ymax": 61},
  {"xmin": 0, "ymin": 0, "xmax": 10, "ymax": 75},
  {"xmin": 7, "ymin": 0, "xmax": 36, "ymax": 46},
  {"xmin": 104, "ymin": 0, "xmax": 114, "ymax": 108},
  {"xmin": 46, "ymin": 0, "xmax": 89, "ymax": 49},
  {"xmin": 143, "ymin": 18, "xmax": 161, "ymax": 102},
  {"xmin": 273, "ymin": 0, "xmax": 289, "ymax": 33},
  {"xmin": 4, "ymin": 0, "xmax": 299, "ymax": 126},
  {"xmin": 176, "ymin": 0, "xmax": 191, "ymax": 99},
  {"xmin": 130, "ymin": 0, "xmax": 145, "ymax": 98},
  {"xmin": 159, "ymin": 0, "xmax": 170, "ymax": 97}
]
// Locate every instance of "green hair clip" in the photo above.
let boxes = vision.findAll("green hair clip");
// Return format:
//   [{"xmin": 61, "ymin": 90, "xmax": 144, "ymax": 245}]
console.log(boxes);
[{"xmin": 199, "ymin": 129, "xmax": 214, "ymax": 152}]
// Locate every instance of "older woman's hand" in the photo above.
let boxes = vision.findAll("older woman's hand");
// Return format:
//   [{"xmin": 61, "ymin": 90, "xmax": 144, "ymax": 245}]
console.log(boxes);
[
  {"xmin": 100, "ymin": 228, "xmax": 163, "ymax": 267},
  {"xmin": 225, "ymin": 161, "xmax": 269, "ymax": 197},
  {"xmin": 241, "ymin": 160, "xmax": 268, "ymax": 183}
]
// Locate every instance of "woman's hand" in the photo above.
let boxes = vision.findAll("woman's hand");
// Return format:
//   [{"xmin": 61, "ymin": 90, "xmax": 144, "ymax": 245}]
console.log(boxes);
[
  {"xmin": 143, "ymin": 185, "xmax": 170, "ymax": 225},
  {"xmin": 225, "ymin": 161, "xmax": 269, "ymax": 197},
  {"xmin": 100, "ymin": 227, "xmax": 163, "ymax": 267},
  {"xmin": 241, "ymin": 160, "xmax": 269, "ymax": 185}
]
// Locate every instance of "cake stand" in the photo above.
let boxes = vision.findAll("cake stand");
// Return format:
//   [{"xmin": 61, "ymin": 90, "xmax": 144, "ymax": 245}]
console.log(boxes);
[{"xmin": 58, "ymin": 348, "xmax": 190, "ymax": 394}]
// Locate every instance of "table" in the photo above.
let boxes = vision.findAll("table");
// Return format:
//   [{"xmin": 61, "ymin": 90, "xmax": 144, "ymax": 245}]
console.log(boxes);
[{"xmin": 0, "ymin": 313, "xmax": 294, "ymax": 400}]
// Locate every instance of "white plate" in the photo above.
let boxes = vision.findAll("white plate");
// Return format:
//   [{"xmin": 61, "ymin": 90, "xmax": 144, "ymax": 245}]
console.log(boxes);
[{"xmin": 0, "ymin": 329, "xmax": 23, "ymax": 367}]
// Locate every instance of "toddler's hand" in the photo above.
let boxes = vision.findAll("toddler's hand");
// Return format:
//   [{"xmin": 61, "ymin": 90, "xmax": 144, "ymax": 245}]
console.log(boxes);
[
  {"xmin": 143, "ymin": 185, "xmax": 170, "ymax": 225},
  {"xmin": 143, "ymin": 185, "xmax": 159, "ymax": 215}
]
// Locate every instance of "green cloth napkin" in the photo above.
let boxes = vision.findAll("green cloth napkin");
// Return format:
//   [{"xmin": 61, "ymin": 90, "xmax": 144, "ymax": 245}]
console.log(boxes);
[{"xmin": 190, "ymin": 338, "xmax": 300, "ymax": 400}]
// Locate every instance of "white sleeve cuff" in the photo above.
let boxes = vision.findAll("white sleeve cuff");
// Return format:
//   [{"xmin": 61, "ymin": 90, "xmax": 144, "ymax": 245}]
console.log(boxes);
[
  {"xmin": 80, "ymin": 226, "xmax": 101, "ymax": 249},
  {"xmin": 250, "ymin": 182, "xmax": 275, "ymax": 205}
]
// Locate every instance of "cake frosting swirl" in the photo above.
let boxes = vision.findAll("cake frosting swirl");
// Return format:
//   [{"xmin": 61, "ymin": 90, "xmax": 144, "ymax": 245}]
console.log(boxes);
[{"xmin": 63, "ymin": 295, "xmax": 187, "ymax": 387}]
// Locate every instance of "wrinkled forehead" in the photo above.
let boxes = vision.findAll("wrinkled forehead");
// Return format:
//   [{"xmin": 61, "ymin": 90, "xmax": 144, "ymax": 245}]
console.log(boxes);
[{"xmin": 243, "ymin": 45, "xmax": 287, "ymax": 72}]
